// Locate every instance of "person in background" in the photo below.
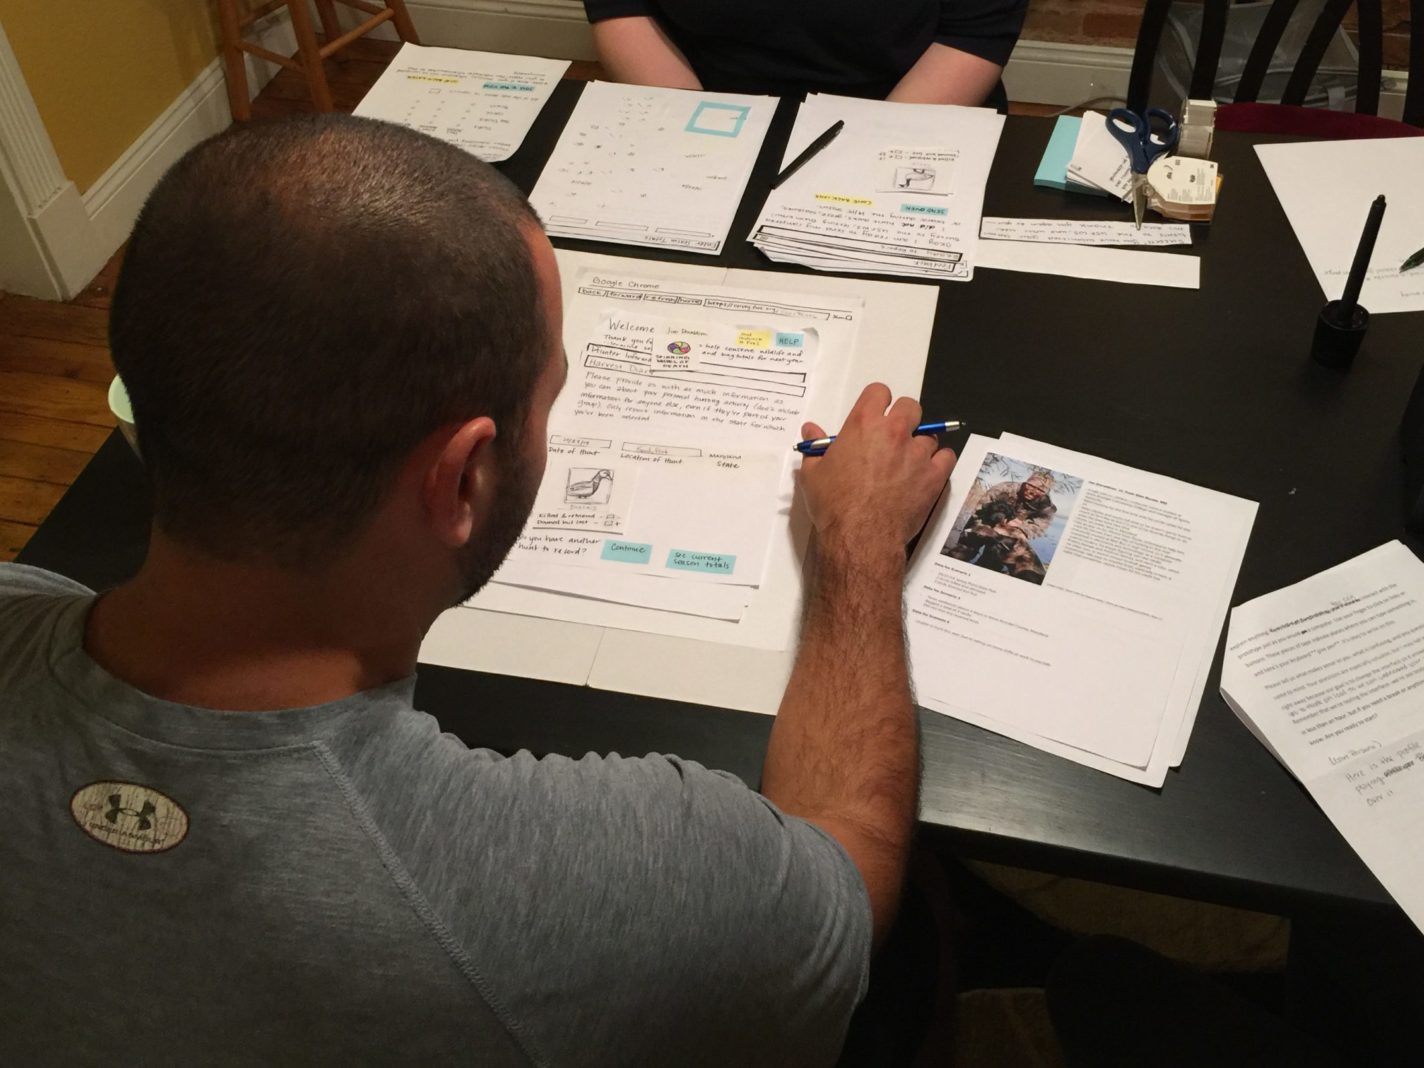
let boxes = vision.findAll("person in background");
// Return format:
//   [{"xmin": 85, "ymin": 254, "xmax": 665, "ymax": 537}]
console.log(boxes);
[{"xmin": 583, "ymin": 0, "xmax": 1030, "ymax": 110}]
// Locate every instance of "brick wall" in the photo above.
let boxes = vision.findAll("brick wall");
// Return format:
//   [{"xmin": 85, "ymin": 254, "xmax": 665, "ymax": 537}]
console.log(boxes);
[{"xmin": 1021, "ymin": 0, "xmax": 1412, "ymax": 69}]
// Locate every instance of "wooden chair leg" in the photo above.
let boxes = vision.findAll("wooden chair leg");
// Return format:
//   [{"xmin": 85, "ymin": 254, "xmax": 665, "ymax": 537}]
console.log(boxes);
[
  {"xmin": 287, "ymin": 0, "xmax": 335, "ymax": 112},
  {"xmin": 385, "ymin": 0, "xmax": 422, "ymax": 45},
  {"xmin": 312, "ymin": 0, "xmax": 344, "ymax": 54},
  {"xmin": 216, "ymin": 0, "xmax": 251, "ymax": 122}
]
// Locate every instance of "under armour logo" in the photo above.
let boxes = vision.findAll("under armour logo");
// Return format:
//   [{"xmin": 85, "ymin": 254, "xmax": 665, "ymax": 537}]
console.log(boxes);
[{"xmin": 106, "ymin": 794, "xmax": 157, "ymax": 830}]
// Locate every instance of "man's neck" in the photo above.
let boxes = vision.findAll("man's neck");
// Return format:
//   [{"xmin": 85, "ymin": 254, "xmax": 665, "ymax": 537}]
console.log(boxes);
[{"xmin": 84, "ymin": 531, "xmax": 434, "ymax": 711}]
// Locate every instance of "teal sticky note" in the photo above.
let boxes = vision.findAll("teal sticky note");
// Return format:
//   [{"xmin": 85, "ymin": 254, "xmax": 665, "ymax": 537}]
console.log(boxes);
[
  {"xmin": 602, "ymin": 540, "xmax": 652, "ymax": 564},
  {"xmin": 900, "ymin": 203, "xmax": 948, "ymax": 217},
  {"xmin": 666, "ymin": 549, "xmax": 737, "ymax": 575},
  {"xmin": 1034, "ymin": 115, "xmax": 1081, "ymax": 191},
  {"xmin": 774, "ymin": 332, "xmax": 805, "ymax": 347}
]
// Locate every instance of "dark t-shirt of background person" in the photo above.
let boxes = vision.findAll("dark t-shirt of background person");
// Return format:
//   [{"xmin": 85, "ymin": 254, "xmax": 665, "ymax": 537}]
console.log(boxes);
[{"xmin": 583, "ymin": 0, "xmax": 1029, "ymax": 111}]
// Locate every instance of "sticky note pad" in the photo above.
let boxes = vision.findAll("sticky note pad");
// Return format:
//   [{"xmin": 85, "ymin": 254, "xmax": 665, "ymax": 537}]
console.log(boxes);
[
  {"xmin": 666, "ymin": 549, "xmax": 736, "ymax": 575},
  {"xmin": 1034, "ymin": 115, "xmax": 1082, "ymax": 191}
]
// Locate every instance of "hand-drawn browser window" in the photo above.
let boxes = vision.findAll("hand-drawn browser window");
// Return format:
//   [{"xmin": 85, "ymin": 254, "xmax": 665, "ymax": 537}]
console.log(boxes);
[{"xmin": 530, "ymin": 81, "xmax": 775, "ymax": 255}]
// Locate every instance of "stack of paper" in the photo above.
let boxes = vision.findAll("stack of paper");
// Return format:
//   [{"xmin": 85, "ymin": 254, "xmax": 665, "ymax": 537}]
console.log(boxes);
[
  {"xmin": 528, "ymin": 82, "xmax": 775, "ymax": 255},
  {"xmin": 352, "ymin": 43, "xmax": 569, "ymax": 162},
  {"xmin": 1222, "ymin": 542, "xmax": 1424, "ymax": 934},
  {"xmin": 420, "ymin": 251, "xmax": 940, "ymax": 716},
  {"xmin": 905, "ymin": 433, "xmax": 1257, "ymax": 786},
  {"xmin": 483, "ymin": 262, "xmax": 863, "ymax": 624},
  {"xmin": 749, "ymin": 93, "xmax": 1005, "ymax": 281}
]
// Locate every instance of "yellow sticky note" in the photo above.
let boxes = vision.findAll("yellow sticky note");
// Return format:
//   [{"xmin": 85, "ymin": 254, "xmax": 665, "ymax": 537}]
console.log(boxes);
[
  {"xmin": 815, "ymin": 193, "xmax": 874, "ymax": 206},
  {"xmin": 736, "ymin": 329, "xmax": 773, "ymax": 348}
]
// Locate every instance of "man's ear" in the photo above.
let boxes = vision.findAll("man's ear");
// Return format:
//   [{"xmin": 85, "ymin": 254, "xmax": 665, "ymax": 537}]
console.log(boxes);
[{"xmin": 423, "ymin": 417, "xmax": 499, "ymax": 548}]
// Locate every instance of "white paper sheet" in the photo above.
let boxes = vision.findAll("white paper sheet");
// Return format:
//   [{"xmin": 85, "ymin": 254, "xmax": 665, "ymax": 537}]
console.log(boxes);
[
  {"xmin": 1065, "ymin": 110, "xmax": 1134, "ymax": 201},
  {"xmin": 1255, "ymin": 138, "xmax": 1424, "ymax": 314},
  {"xmin": 419, "ymin": 252, "xmax": 939, "ymax": 713},
  {"xmin": 351, "ymin": 43, "xmax": 568, "ymax": 162},
  {"xmin": 529, "ymin": 82, "xmax": 774, "ymax": 255},
  {"xmin": 980, "ymin": 218, "xmax": 1192, "ymax": 247},
  {"xmin": 1221, "ymin": 541, "xmax": 1424, "ymax": 933},
  {"xmin": 749, "ymin": 93, "xmax": 1005, "ymax": 281},
  {"xmin": 976, "ymin": 240, "xmax": 1200, "ymax": 288},
  {"xmin": 907, "ymin": 434, "xmax": 1256, "ymax": 784}
]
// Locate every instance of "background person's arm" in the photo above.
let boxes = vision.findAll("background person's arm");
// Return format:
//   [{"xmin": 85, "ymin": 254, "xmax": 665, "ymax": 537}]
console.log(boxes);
[
  {"xmin": 590, "ymin": 15, "xmax": 702, "ymax": 89},
  {"xmin": 761, "ymin": 385, "xmax": 956, "ymax": 945},
  {"xmin": 887, "ymin": 41, "xmax": 1004, "ymax": 106}
]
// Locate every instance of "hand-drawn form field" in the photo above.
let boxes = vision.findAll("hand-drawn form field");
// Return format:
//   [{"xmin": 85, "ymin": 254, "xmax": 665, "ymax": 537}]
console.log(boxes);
[
  {"xmin": 583, "ymin": 344, "xmax": 808, "ymax": 397},
  {"xmin": 686, "ymin": 101, "xmax": 750, "ymax": 137},
  {"xmin": 565, "ymin": 467, "xmax": 614, "ymax": 505},
  {"xmin": 896, "ymin": 166, "xmax": 937, "ymax": 191}
]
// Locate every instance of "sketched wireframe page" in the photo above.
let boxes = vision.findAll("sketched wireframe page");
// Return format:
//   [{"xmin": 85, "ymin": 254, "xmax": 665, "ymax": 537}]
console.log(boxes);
[
  {"xmin": 530, "ymin": 82, "xmax": 774, "ymax": 254},
  {"xmin": 351, "ymin": 43, "xmax": 569, "ymax": 162}
]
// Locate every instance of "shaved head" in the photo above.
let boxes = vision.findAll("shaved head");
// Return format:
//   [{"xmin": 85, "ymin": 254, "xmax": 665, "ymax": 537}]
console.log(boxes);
[{"xmin": 110, "ymin": 114, "xmax": 548, "ymax": 567}]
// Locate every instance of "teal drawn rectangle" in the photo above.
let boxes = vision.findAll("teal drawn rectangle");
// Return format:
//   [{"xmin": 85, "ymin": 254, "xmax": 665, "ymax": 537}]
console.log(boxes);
[
  {"xmin": 773, "ymin": 331, "xmax": 805, "ymax": 347},
  {"xmin": 482, "ymin": 82, "xmax": 535, "ymax": 92},
  {"xmin": 666, "ymin": 549, "xmax": 737, "ymax": 575},
  {"xmin": 602, "ymin": 540, "xmax": 653, "ymax": 564},
  {"xmin": 900, "ymin": 203, "xmax": 947, "ymax": 217},
  {"xmin": 686, "ymin": 102, "xmax": 750, "ymax": 138}
]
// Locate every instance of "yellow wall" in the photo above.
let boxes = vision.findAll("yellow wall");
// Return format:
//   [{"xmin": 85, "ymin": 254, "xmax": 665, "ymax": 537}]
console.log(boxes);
[{"xmin": 0, "ymin": 1, "xmax": 248, "ymax": 193}]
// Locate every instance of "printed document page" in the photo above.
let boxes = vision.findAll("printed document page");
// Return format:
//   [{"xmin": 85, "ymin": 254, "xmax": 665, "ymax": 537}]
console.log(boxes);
[
  {"xmin": 750, "ymin": 93, "xmax": 1004, "ymax": 281},
  {"xmin": 906, "ymin": 433, "xmax": 1256, "ymax": 784},
  {"xmin": 1221, "ymin": 541, "xmax": 1424, "ymax": 933},
  {"xmin": 530, "ymin": 82, "xmax": 774, "ymax": 255},
  {"xmin": 352, "ymin": 43, "xmax": 568, "ymax": 162},
  {"xmin": 1256, "ymin": 138, "xmax": 1424, "ymax": 314}
]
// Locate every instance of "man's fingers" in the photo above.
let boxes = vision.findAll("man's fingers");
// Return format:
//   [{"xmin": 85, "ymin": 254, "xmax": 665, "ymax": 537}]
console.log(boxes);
[
  {"xmin": 802, "ymin": 421, "xmax": 826, "ymax": 440},
  {"xmin": 885, "ymin": 395, "xmax": 923, "ymax": 431},
  {"xmin": 931, "ymin": 446, "xmax": 958, "ymax": 481},
  {"xmin": 848, "ymin": 382, "xmax": 893, "ymax": 423}
]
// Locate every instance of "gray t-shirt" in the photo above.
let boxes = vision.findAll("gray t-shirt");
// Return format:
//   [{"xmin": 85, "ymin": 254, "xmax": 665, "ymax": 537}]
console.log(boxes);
[{"xmin": 0, "ymin": 564, "xmax": 870, "ymax": 1066}]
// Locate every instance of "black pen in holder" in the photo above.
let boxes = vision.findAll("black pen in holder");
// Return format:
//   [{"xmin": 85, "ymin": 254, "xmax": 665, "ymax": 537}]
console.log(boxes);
[{"xmin": 1312, "ymin": 194, "xmax": 1386, "ymax": 369}]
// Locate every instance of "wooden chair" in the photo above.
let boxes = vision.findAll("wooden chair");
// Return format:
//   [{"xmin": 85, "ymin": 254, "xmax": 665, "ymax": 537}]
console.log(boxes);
[
  {"xmin": 1126, "ymin": 0, "xmax": 1422, "ymax": 131},
  {"xmin": 217, "ymin": 0, "xmax": 421, "ymax": 122}
]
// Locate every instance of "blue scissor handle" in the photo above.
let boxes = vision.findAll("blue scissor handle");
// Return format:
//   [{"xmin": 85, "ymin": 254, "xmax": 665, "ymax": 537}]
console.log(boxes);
[{"xmin": 1106, "ymin": 107, "xmax": 1180, "ymax": 174}]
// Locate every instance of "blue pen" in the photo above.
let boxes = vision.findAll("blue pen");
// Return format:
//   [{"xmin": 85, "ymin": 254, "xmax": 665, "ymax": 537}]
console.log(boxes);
[{"xmin": 793, "ymin": 420, "xmax": 966, "ymax": 456}]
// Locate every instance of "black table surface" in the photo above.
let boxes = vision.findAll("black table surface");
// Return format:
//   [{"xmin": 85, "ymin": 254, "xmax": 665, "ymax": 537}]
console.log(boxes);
[{"xmin": 20, "ymin": 81, "xmax": 1424, "ymax": 919}]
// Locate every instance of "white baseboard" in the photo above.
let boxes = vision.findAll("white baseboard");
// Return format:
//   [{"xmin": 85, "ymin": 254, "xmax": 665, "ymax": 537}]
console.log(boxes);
[{"xmin": 79, "ymin": 10, "xmax": 297, "ymax": 286}]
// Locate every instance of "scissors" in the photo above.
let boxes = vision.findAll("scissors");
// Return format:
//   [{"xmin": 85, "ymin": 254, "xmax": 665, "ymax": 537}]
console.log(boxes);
[{"xmin": 1105, "ymin": 107, "xmax": 1180, "ymax": 229}]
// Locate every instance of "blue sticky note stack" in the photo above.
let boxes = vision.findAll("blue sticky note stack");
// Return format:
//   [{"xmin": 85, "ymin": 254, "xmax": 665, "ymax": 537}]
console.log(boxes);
[{"xmin": 1034, "ymin": 115, "xmax": 1112, "ymax": 197}]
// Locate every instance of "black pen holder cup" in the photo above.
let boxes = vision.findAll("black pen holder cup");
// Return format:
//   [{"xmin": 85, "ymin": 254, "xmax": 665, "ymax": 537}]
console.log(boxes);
[{"xmin": 1311, "ymin": 300, "xmax": 1369, "ymax": 369}]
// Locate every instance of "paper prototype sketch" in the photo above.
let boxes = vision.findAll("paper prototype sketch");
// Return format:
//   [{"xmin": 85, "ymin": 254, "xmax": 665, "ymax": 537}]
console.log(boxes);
[
  {"xmin": 418, "ymin": 251, "xmax": 939, "ymax": 715},
  {"xmin": 530, "ymin": 81, "xmax": 774, "ymax": 255},
  {"xmin": 351, "ymin": 43, "xmax": 569, "ymax": 162},
  {"xmin": 750, "ymin": 93, "xmax": 1005, "ymax": 281}
]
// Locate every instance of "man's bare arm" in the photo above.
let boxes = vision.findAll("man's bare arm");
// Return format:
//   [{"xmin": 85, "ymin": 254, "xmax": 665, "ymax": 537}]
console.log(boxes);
[
  {"xmin": 761, "ymin": 385, "xmax": 955, "ymax": 945},
  {"xmin": 887, "ymin": 42, "xmax": 1003, "ymax": 106},
  {"xmin": 591, "ymin": 16, "xmax": 702, "ymax": 90}
]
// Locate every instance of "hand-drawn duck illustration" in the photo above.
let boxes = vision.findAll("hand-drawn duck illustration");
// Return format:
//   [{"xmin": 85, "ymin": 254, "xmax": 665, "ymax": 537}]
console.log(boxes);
[{"xmin": 566, "ymin": 468, "xmax": 613, "ymax": 500}]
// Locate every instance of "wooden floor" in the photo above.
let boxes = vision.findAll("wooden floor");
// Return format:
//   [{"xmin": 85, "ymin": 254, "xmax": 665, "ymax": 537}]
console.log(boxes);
[{"xmin": 0, "ymin": 39, "xmax": 1057, "ymax": 562}]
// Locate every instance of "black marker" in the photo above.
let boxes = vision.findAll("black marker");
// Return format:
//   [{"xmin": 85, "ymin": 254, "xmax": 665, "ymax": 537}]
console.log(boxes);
[{"xmin": 771, "ymin": 120, "xmax": 844, "ymax": 190}]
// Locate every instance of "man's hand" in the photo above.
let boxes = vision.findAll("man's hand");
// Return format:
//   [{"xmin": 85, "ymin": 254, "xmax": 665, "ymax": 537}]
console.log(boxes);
[{"xmin": 798, "ymin": 383, "xmax": 956, "ymax": 557}]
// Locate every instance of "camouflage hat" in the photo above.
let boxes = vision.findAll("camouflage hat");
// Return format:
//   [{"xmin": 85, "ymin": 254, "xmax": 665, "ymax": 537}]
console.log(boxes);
[{"xmin": 1024, "ymin": 471, "xmax": 1055, "ymax": 490}]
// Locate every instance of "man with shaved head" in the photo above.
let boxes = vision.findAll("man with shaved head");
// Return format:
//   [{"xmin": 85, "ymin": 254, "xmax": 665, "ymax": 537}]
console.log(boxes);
[{"xmin": 0, "ymin": 115, "xmax": 953, "ymax": 1065}]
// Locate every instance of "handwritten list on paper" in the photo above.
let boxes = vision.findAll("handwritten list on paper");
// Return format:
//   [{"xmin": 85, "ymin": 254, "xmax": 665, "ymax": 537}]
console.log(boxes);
[
  {"xmin": 1222, "ymin": 541, "xmax": 1424, "ymax": 933},
  {"xmin": 980, "ymin": 218, "xmax": 1193, "ymax": 247}
]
